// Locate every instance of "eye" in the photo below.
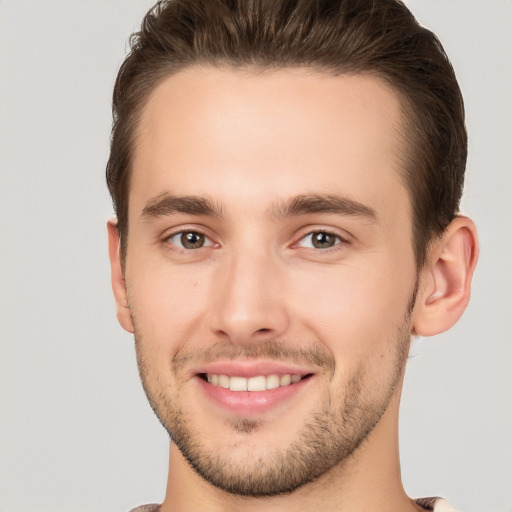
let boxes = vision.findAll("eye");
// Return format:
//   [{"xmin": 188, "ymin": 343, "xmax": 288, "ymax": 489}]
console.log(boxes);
[
  {"xmin": 297, "ymin": 231, "xmax": 345, "ymax": 249},
  {"xmin": 166, "ymin": 230, "xmax": 214, "ymax": 250}
]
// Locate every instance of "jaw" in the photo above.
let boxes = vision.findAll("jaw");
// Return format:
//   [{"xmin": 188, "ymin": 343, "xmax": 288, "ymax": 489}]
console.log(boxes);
[{"xmin": 162, "ymin": 382, "xmax": 406, "ymax": 512}]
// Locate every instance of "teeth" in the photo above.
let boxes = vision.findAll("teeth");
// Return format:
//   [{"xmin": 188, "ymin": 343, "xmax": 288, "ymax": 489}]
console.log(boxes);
[
  {"xmin": 205, "ymin": 373, "xmax": 305, "ymax": 391},
  {"xmin": 247, "ymin": 375, "xmax": 266, "ymax": 391},
  {"xmin": 266, "ymin": 374, "xmax": 280, "ymax": 389},
  {"xmin": 280, "ymin": 374, "xmax": 291, "ymax": 386},
  {"xmin": 218, "ymin": 374, "xmax": 230, "ymax": 389},
  {"xmin": 229, "ymin": 376, "xmax": 248, "ymax": 391}
]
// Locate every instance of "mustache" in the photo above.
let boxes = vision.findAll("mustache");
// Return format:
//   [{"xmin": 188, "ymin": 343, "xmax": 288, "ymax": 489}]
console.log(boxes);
[{"xmin": 171, "ymin": 339, "xmax": 335, "ymax": 376}]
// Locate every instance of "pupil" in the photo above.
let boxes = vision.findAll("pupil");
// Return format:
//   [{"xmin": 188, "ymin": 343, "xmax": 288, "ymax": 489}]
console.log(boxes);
[
  {"xmin": 313, "ymin": 232, "xmax": 334, "ymax": 248},
  {"xmin": 181, "ymin": 232, "xmax": 204, "ymax": 249}
]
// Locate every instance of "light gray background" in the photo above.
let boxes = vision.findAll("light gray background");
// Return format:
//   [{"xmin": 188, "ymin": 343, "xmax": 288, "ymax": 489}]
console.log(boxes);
[{"xmin": 0, "ymin": 1, "xmax": 510, "ymax": 511}]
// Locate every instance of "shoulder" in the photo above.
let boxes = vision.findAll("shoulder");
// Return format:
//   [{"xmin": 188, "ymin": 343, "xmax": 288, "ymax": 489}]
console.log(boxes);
[
  {"xmin": 416, "ymin": 497, "xmax": 461, "ymax": 512},
  {"xmin": 129, "ymin": 505, "xmax": 161, "ymax": 512}
]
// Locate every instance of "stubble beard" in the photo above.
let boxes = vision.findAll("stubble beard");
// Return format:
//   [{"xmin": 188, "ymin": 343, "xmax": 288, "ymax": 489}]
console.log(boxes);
[{"xmin": 133, "ymin": 315, "xmax": 412, "ymax": 498}]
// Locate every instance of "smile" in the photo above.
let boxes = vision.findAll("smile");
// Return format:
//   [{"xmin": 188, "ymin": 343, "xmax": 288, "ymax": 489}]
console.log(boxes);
[
  {"xmin": 195, "ymin": 362, "xmax": 315, "ymax": 415},
  {"xmin": 204, "ymin": 373, "xmax": 304, "ymax": 391}
]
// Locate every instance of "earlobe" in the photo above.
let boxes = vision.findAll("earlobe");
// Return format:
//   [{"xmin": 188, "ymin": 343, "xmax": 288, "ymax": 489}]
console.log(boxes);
[
  {"xmin": 413, "ymin": 216, "xmax": 479, "ymax": 337},
  {"xmin": 107, "ymin": 219, "xmax": 134, "ymax": 334}
]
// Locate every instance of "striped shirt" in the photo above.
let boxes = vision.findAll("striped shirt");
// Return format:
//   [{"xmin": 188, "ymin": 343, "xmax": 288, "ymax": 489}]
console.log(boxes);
[{"xmin": 130, "ymin": 497, "xmax": 460, "ymax": 511}]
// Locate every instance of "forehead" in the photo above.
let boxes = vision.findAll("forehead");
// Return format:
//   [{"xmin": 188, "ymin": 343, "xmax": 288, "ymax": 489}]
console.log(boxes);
[{"xmin": 131, "ymin": 66, "xmax": 409, "ymax": 221}]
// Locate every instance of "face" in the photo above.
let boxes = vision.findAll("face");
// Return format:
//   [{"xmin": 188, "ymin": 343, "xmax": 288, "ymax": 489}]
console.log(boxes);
[{"xmin": 116, "ymin": 67, "xmax": 419, "ymax": 496}]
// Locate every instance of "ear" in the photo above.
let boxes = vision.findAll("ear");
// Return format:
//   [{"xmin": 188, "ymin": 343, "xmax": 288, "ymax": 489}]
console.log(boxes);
[
  {"xmin": 413, "ymin": 216, "xmax": 479, "ymax": 337},
  {"xmin": 107, "ymin": 219, "xmax": 134, "ymax": 333}
]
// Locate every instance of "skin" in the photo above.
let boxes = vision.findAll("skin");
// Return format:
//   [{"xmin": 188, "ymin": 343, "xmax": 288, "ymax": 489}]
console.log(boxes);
[{"xmin": 108, "ymin": 67, "xmax": 478, "ymax": 511}]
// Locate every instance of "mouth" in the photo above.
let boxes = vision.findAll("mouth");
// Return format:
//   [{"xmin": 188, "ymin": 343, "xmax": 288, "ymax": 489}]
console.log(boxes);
[
  {"xmin": 199, "ymin": 372, "xmax": 312, "ymax": 391},
  {"xmin": 193, "ymin": 362, "xmax": 316, "ymax": 416}
]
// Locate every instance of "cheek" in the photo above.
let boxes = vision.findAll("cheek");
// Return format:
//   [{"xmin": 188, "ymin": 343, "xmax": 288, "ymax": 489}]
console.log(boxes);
[
  {"xmin": 126, "ymin": 261, "xmax": 210, "ymax": 350},
  {"xmin": 290, "ymin": 258, "xmax": 415, "ymax": 360}
]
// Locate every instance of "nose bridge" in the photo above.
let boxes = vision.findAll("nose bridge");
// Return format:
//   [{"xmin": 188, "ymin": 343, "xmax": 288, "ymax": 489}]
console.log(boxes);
[{"xmin": 209, "ymin": 241, "xmax": 288, "ymax": 343}]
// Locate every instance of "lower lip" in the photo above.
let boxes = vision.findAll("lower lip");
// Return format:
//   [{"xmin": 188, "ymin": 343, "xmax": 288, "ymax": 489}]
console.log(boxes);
[{"xmin": 196, "ymin": 375, "xmax": 312, "ymax": 416}]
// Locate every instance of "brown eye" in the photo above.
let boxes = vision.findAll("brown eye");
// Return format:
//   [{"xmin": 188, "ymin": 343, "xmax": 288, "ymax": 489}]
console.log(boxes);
[
  {"xmin": 297, "ymin": 231, "xmax": 343, "ymax": 249},
  {"xmin": 167, "ymin": 231, "xmax": 213, "ymax": 250},
  {"xmin": 180, "ymin": 231, "xmax": 205, "ymax": 249},
  {"xmin": 311, "ymin": 232, "xmax": 336, "ymax": 248}
]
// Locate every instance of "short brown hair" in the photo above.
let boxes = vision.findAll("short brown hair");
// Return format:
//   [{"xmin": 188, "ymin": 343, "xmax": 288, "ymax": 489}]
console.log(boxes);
[{"xmin": 106, "ymin": 0, "xmax": 466, "ymax": 267}]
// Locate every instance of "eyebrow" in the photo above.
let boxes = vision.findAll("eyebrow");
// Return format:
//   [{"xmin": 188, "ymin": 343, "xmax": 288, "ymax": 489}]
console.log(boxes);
[
  {"xmin": 141, "ymin": 192, "xmax": 377, "ymax": 222},
  {"xmin": 141, "ymin": 193, "xmax": 223, "ymax": 220},
  {"xmin": 267, "ymin": 193, "xmax": 377, "ymax": 221}
]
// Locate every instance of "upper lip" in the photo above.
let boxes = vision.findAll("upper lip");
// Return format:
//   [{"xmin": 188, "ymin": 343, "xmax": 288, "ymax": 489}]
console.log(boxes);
[{"xmin": 192, "ymin": 360, "xmax": 316, "ymax": 379}]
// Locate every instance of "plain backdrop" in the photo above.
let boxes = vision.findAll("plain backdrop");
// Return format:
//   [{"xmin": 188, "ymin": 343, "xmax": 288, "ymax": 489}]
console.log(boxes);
[{"xmin": 0, "ymin": 1, "xmax": 511, "ymax": 511}]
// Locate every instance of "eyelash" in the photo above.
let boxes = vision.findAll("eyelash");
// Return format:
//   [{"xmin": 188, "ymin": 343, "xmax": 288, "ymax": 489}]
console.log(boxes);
[
  {"xmin": 163, "ymin": 228, "xmax": 349, "ymax": 254},
  {"xmin": 164, "ymin": 230, "xmax": 216, "ymax": 252},
  {"xmin": 293, "ymin": 230, "xmax": 349, "ymax": 251}
]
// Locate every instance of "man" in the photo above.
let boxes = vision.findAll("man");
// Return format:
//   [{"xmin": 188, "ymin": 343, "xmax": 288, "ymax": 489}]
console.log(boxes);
[{"xmin": 106, "ymin": 1, "xmax": 478, "ymax": 510}]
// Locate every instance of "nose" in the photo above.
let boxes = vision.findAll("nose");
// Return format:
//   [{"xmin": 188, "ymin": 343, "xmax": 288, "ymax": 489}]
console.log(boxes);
[{"xmin": 207, "ymin": 249, "xmax": 290, "ymax": 345}]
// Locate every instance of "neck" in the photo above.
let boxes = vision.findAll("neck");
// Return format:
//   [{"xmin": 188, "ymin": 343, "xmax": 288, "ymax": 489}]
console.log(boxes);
[{"xmin": 160, "ymin": 387, "xmax": 419, "ymax": 512}]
